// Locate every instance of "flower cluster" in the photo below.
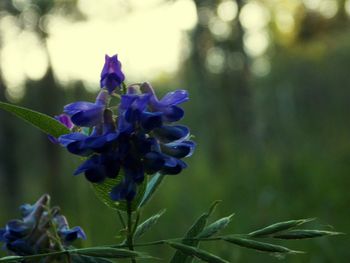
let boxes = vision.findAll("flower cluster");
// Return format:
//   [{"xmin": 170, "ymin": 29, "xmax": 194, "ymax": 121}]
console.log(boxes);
[
  {"xmin": 0, "ymin": 195, "xmax": 86, "ymax": 256},
  {"xmin": 56, "ymin": 54, "xmax": 195, "ymax": 201}
]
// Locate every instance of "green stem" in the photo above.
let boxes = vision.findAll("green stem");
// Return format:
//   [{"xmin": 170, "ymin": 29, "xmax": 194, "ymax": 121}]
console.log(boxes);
[
  {"xmin": 117, "ymin": 210, "xmax": 127, "ymax": 229},
  {"xmin": 132, "ymin": 210, "xmax": 141, "ymax": 235},
  {"xmin": 126, "ymin": 201, "xmax": 136, "ymax": 263},
  {"xmin": 112, "ymin": 234, "xmax": 246, "ymax": 248},
  {"xmin": 47, "ymin": 208, "xmax": 71, "ymax": 263}
]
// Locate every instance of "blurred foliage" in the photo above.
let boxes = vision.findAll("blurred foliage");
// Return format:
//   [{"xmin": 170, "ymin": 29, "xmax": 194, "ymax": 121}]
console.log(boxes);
[{"xmin": 0, "ymin": 0, "xmax": 349, "ymax": 262}]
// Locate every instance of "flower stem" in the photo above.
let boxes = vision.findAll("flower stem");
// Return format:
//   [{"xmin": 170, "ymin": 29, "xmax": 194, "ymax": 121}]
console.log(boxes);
[
  {"xmin": 117, "ymin": 210, "xmax": 127, "ymax": 229},
  {"xmin": 126, "ymin": 201, "xmax": 136, "ymax": 263},
  {"xmin": 46, "ymin": 207, "xmax": 71, "ymax": 263}
]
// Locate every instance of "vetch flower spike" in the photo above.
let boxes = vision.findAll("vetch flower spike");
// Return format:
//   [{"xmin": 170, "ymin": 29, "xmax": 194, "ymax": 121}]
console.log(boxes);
[
  {"xmin": 0, "ymin": 194, "xmax": 86, "ymax": 256},
  {"xmin": 54, "ymin": 54, "xmax": 195, "ymax": 203}
]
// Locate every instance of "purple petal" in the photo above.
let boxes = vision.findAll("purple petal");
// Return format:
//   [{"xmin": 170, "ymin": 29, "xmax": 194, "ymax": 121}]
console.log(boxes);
[
  {"xmin": 161, "ymin": 156, "xmax": 187, "ymax": 175},
  {"xmin": 58, "ymin": 133, "xmax": 87, "ymax": 147},
  {"xmin": 59, "ymin": 226, "xmax": 86, "ymax": 242},
  {"xmin": 70, "ymin": 106, "xmax": 105, "ymax": 127},
  {"xmin": 153, "ymin": 125, "xmax": 190, "ymax": 143},
  {"xmin": 161, "ymin": 140, "xmax": 196, "ymax": 158},
  {"xmin": 162, "ymin": 105, "xmax": 184, "ymax": 122},
  {"xmin": 64, "ymin": 102, "xmax": 98, "ymax": 115},
  {"xmin": 159, "ymin": 90, "xmax": 189, "ymax": 106},
  {"xmin": 55, "ymin": 114, "xmax": 74, "ymax": 129}
]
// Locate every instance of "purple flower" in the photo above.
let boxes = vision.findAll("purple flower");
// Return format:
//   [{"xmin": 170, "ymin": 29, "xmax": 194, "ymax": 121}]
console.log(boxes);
[
  {"xmin": 63, "ymin": 90, "xmax": 109, "ymax": 127},
  {"xmin": 141, "ymin": 82, "xmax": 189, "ymax": 122},
  {"xmin": 59, "ymin": 109, "xmax": 119, "ymax": 157},
  {"xmin": 58, "ymin": 82, "xmax": 195, "ymax": 202},
  {"xmin": 54, "ymin": 215, "xmax": 86, "ymax": 242},
  {"xmin": 48, "ymin": 114, "xmax": 74, "ymax": 144},
  {"xmin": 0, "ymin": 195, "xmax": 86, "ymax": 256},
  {"xmin": 100, "ymin": 54, "xmax": 125, "ymax": 94},
  {"xmin": 55, "ymin": 54, "xmax": 195, "ymax": 202}
]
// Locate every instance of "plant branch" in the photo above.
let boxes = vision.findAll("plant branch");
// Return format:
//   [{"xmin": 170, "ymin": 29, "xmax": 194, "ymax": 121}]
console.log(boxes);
[
  {"xmin": 126, "ymin": 201, "xmax": 136, "ymax": 263},
  {"xmin": 117, "ymin": 210, "xmax": 127, "ymax": 229}
]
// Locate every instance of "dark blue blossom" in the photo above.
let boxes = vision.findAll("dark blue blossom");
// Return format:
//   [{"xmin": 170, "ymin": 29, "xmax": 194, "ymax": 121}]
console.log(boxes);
[
  {"xmin": 55, "ymin": 54, "xmax": 195, "ymax": 202},
  {"xmin": 64, "ymin": 90, "xmax": 109, "ymax": 127},
  {"xmin": 57, "ymin": 83, "xmax": 195, "ymax": 201},
  {"xmin": 0, "ymin": 195, "xmax": 86, "ymax": 256},
  {"xmin": 141, "ymin": 82, "xmax": 189, "ymax": 122},
  {"xmin": 59, "ymin": 109, "xmax": 119, "ymax": 157},
  {"xmin": 54, "ymin": 215, "xmax": 86, "ymax": 243},
  {"xmin": 100, "ymin": 54, "xmax": 125, "ymax": 94}
]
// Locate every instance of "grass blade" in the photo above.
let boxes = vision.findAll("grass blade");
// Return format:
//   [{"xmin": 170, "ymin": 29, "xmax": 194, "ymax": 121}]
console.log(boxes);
[
  {"xmin": 197, "ymin": 214, "xmax": 234, "ymax": 238},
  {"xmin": 273, "ymin": 230, "xmax": 344, "ymax": 239},
  {"xmin": 248, "ymin": 218, "xmax": 315, "ymax": 237},
  {"xmin": 224, "ymin": 236, "xmax": 303, "ymax": 254},
  {"xmin": 134, "ymin": 209, "xmax": 166, "ymax": 239},
  {"xmin": 167, "ymin": 242, "xmax": 229, "ymax": 263},
  {"xmin": 170, "ymin": 201, "xmax": 221, "ymax": 263}
]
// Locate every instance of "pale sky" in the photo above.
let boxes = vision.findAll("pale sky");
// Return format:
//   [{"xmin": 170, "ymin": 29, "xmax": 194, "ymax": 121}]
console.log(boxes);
[
  {"xmin": 1, "ymin": 0, "xmax": 344, "ymax": 100},
  {"xmin": 0, "ymin": 0, "xmax": 197, "ymax": 99}
]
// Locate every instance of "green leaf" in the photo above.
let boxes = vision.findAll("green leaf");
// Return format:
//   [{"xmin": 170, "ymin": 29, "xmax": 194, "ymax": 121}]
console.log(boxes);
[
  {"xmin": 75, "ymin": 247, "xmax": 144, "ymax": 259},
  {"xmin": 170, "ymin": 200, "xmax": 220, "ymax": 263},
  {"xmin": 0, "ymin": 256, "xmax": 23, "ymax": 262},
  {"xmin": 92, "ymin": 175, "xmax": 147, "ymax": 212},
  {"xmin": 0, "ymin": 101, "xmax": 70, "ymax": 138},
  {"xmin": 167, "ymin": 242, "xmax": 229, "ymax": 263},
  {"xmin": 197, "ymin": 214, "xmax": 234, "ymax": 238},
  {"xmin": 248, "ymin": 218, "xmax": 315, "ymax": 237},
  {"xmin": 0, "ymin": 251, "xmax": 68, "ymax": 262},
  {"xmin": 71, "ymin": 255, "xmax": 114, "ymax": 263},
  {"xmin": 273, "ymin": 229, "xmax": 344, "ymax": 239},
  {"xmin": 223, "ymin": 236, "xmax": 303, "ymax": 254},
  {"xmin": 139, "ymin": 173, "xmax": 165, "ymax": 207},
  {"xmin": 134, "ymin": 209, "xmax": 166, "ymax": 239}
]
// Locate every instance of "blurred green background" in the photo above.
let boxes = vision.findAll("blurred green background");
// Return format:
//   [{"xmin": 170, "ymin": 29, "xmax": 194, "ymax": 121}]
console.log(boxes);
[{"xmin": 0, "ymin": 0, "xmax": 349, "ymax": 262}]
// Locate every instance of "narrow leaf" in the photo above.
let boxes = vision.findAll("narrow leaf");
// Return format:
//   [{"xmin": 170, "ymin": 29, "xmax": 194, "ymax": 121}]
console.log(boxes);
[
  {"xmin": 224, "ymin": 236, "xmax": 303, "ymax": 254},
  {"xmin": 92, "ymin": 175, "xmax": 147, "ymax": 212},
  {"xmin": 139, "ymin": 173, "xmax": 165, "ymax": 207},
  {"xmin": 71, "ymin": 255, "xmax": 114, "ymax": 263},
  {"xmin": 170, "ymin": 200, "xmax": 220, "ymax": 263},
  {"xmin": 197, "ymin": 214, "xmax": 234, "ymax": 238},
  {"xmin": 248, "ymin": 218, "xmax": 315, "ymax": 237},
  {"xmin": 134, "ymin": 209, "xmax": 166, "ymax": 239},
  {"xmin": 0, "ymin": 101, "xmax": 70, "ymax": 138},
  {"xmin": 0, "ymin": 256, "xmax": 22, "ymax": 262},
  {"xmin": 0, "ymin": 250, "xmax": 69, "ymax": 262},
  {"xmin": 167, "ymin": 242, "xmax": 229, "ymax": 263},
  {"xmin": 273, "ymin": 230, "xmax": 344, "ymax": 240},
  {"xmin": 75, "ymin": 247, "xmax": 143, "ymax": 259}
]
